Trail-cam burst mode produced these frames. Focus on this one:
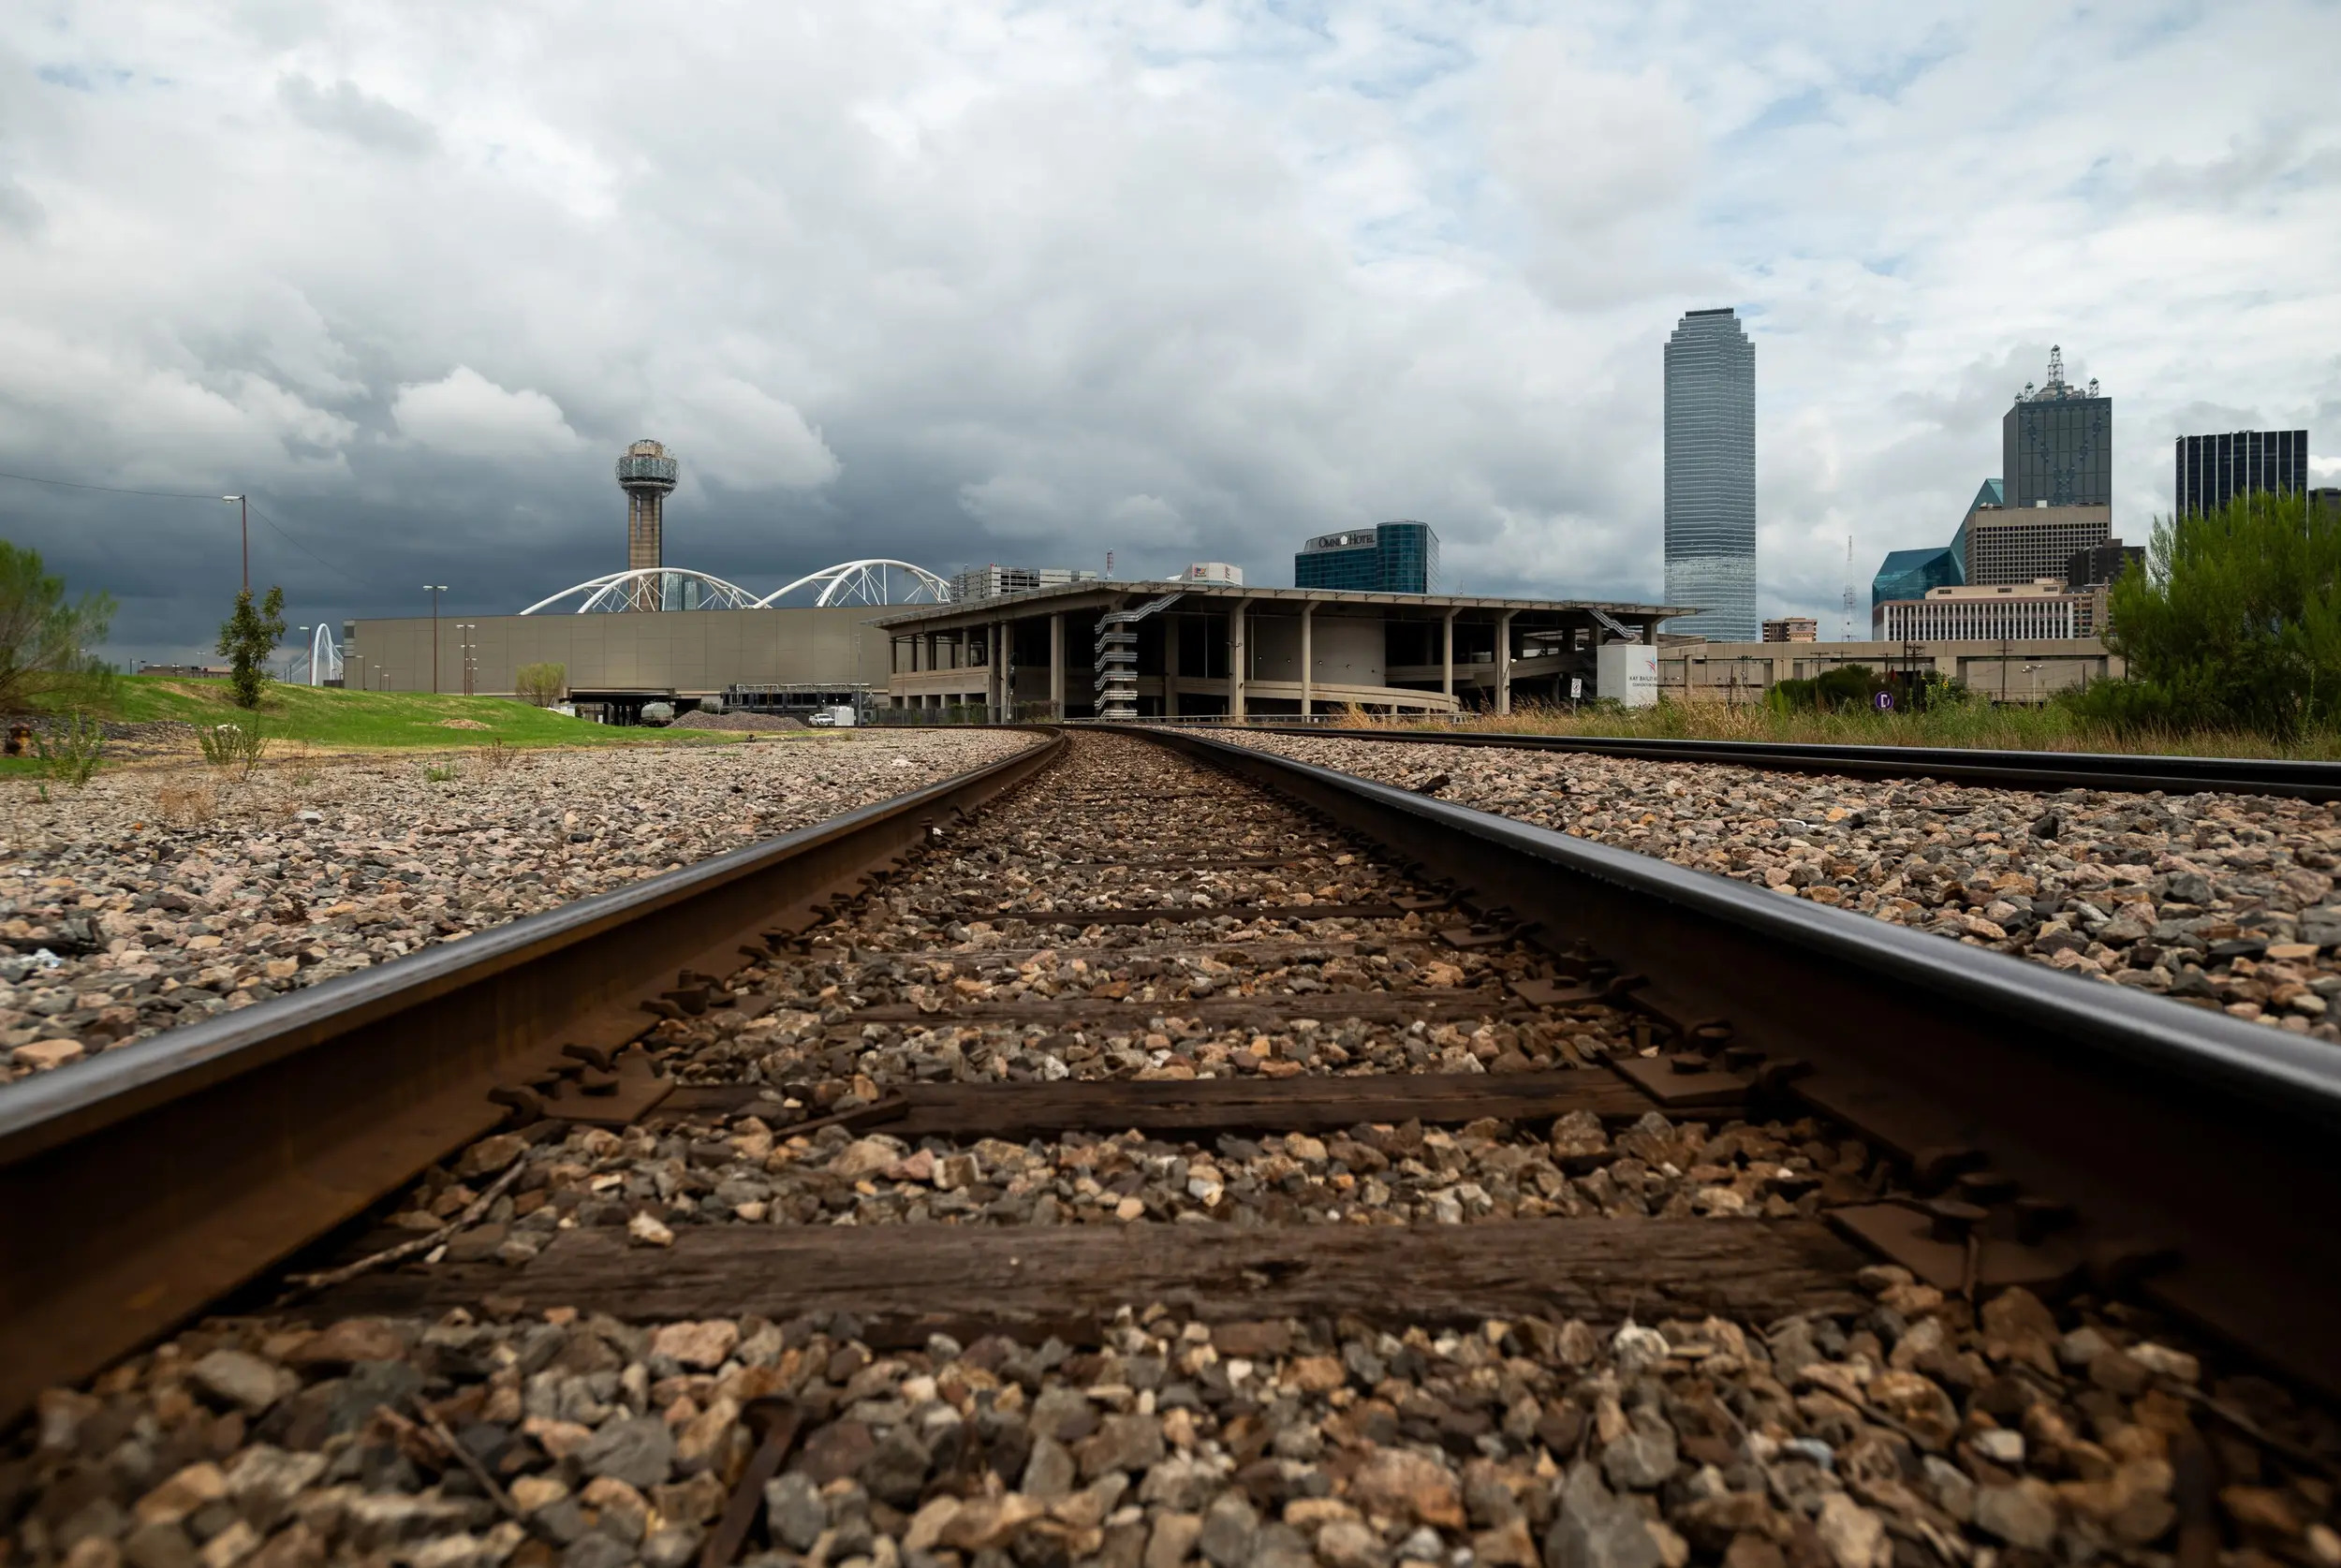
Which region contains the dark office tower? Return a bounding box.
[2067,541,2144,589]
[1664,308,1757,640]
[2003,346,2111,508]
[1293,521,1440,593]
[2174,431,2309,515]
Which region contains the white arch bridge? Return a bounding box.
[521,560,949,614]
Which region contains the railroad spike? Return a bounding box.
[1911,1145,1989,1194]
[1955,1169,2021,1205]
[699,1399,802,1568]
[1923,1198,1989,1243]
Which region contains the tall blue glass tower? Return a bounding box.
[1664,308,1757,640]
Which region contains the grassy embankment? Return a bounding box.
[1340,699,2341,761]
[0,678,758,776]
[110,678,739,750]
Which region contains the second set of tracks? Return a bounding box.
[7,725,2341,1568]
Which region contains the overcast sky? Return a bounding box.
[5,1,2339,665]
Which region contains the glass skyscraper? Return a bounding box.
[2003,347,2110,508]
[2175,431,2309,515]
[1294,521,1440,593]
[1664,308,1757,640]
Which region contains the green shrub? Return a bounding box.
[33,711,106,786]
[2068,491,2341,738]
[515,662,567,706]
[197,720,269,775]
[217,586,287,711]
[1766,663,1965,716]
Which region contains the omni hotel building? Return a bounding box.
[1876,579,2098,642]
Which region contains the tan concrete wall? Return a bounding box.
[1659,637,2122,705]
[1249,617,1385,686]
[343,608,895,697]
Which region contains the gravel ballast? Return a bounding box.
[10,732,2341,1568]
[0,733,1036,1086]
[1220,733,2341,1043]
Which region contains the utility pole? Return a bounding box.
[424,585,449,693]
[223,495,249,592]
[298,626,312,686]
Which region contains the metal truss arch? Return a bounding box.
[520,567,763,615]
[754,559,950,608]
[309,623,344,685]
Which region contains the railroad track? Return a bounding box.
[1221,723,2341,801]
[5,727,2339,1568]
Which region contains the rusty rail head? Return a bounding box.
[1115,724,2341,1399]
[0,732,1064,1424]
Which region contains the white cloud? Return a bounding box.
[277,75,437,157]
[957,474,1066,542]
[390,368,582,461]
[646,376,840,491]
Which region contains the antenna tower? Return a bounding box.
[1842,536,1856,642]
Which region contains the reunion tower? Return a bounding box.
[616,438,680,610]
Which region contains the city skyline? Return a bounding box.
[0,5,2337,664]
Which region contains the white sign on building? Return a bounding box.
[1596,642,1660,708]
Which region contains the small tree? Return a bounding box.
[2069,491,2341,737]
[0,541,115,712]
[217,586,287,711]
[514,661,567,706]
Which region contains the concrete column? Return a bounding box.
[1496,610,1516,716]
[1229,600,1249,721]
[997,618,1012,718]
[1300,604,1316,717]
[1048,612,1065,719]
[1442,608,1457,700]
[1164,615,1182,716]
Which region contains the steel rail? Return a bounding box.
[0,733,1064,1424]
[1117,725,2341,1398]
[1215,723,2341,801]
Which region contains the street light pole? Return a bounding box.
[424,585,449,694]
[298,625,313,686]
[222,495,249,592]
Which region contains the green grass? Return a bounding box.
[99,677,742,752]
[1332,697,2341,761]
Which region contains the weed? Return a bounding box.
[478,739,516,774]
[153,776,218,827]
[197,720,269,776]
[32,711,106,787]
[423,764,459,784]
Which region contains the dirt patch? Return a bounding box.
[433,718,492,730]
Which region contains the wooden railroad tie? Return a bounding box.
[657,1067,1700,1139]
[307,1216,1866,1336]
